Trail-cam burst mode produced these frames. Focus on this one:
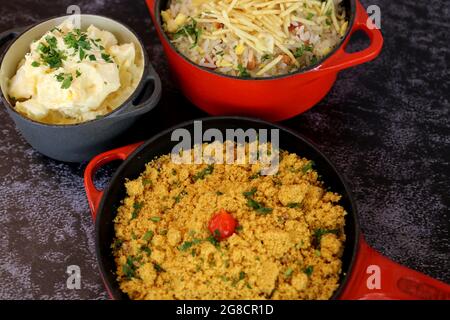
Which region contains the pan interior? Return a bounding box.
[153,0,355,80]
[95,117,358,300]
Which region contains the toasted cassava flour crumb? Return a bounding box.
[113,142,346,300]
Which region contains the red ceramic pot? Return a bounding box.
[84,117,450,300]
[145,0,383,121]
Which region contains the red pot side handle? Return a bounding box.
[318,0,383,74]
[83,142,144,220]
[146,0,156,19]
[340,235,450,300]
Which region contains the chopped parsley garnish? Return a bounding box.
[101,53,112,63]
[131,202,144,220]
[301,160,315,173]
[193,164,214,181]
[242,188,257,198]
[235,225,243,232]
[306,12,314,20]
[79,47,86,60]
[287,202,301,208]
[153,263,165,273]
[178,238,202,251]
[64,31,91,51]
[122,256,137,279]
[303,265,314,277]
[313,228,339,248]
[173,19,201,48]
[112,238,123,250]
[284,268,294,278]
[75,70,82,78]
[142,178,152,186]
[37,37,66,69]
[249,172,261,180]
[150,216,161,222]
[216,191,224,196]
[143,230,154,241]
[141,246,152,256]
[293,44,314,58]
[237,64,250,77]
[243,188,273,214]
[174,190,187,203]
[262,54,272,61]
[206,233,220,248]
[31,61,40,67]
[89,54,96,61]
[55,73,73,89]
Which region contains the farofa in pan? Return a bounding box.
[112,142,346,299]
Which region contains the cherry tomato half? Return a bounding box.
[208,209,237,241]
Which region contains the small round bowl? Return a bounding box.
[0,15,162,162]
[145,0,383,121]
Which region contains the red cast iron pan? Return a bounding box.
[84,117,450,300]
[145,0,383,121]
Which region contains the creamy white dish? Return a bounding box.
[8,19,144,124]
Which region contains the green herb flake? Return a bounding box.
[206,234,220,248]
[243,188,272,214]
[287,202,300,208]
[193,164,214,181]
[54,73,73,89]
[112,238,123,250]
[143,178,152,186]
[150,216,161,222]
[262,54,272,61]
[101,53,112,62]
[237,63,250,77]
[143,230,154,241]
[89,54,97,61]
[172,19,201,48]
[153,263,165,273]
[179,241,195,251]
[75,70,82,78]
[304,265,314,277]
[284,268,294,278]
[216,191,224,196]
[31,61,40,67]
[313,228,339,248]
[141,246,152,256]
[131,202,144,220]
[242,188,257,198]
[301,160,315,173]
[122,256,137,279]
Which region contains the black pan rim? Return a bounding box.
[94,115,361,300]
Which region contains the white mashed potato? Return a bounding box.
[8,19,143,124]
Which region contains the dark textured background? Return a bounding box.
[0,0,448,299]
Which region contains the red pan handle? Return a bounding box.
[83,142,144,220]
[146,0,156,20]
[318,0,383,74]
[340,235,450,300]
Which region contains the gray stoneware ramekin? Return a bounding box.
[0,15,162,162]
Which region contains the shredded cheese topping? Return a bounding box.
[163,0,348,77]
